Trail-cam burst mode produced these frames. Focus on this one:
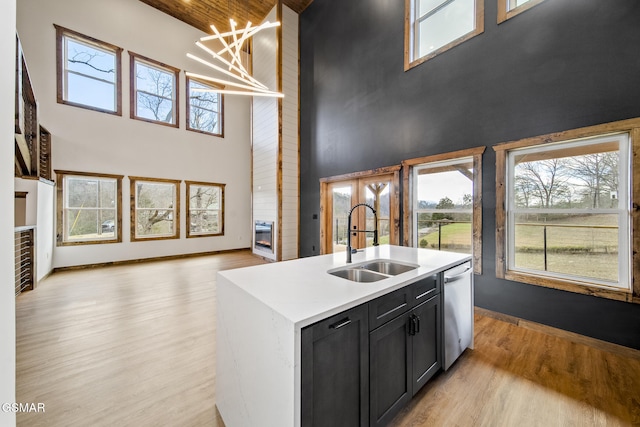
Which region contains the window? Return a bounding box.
[186,181,225,237]
[55,171,123,245]
[187,77,223,137]
[402,147,485,273]
[130,177,180,241]
[404,0,484,70]
[55,25,122,115]
[130,53,179,127]
[494,118,640,303]
[497,0,547,23]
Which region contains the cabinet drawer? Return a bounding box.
[369,286,412,331]
[411,274,440,305]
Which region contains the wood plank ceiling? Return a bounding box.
[138,0,313,34]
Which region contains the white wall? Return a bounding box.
[17,0,253,268]
[1,0,17,424]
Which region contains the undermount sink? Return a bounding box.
[328,259,419,283]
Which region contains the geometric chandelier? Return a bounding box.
[186,19,284,98]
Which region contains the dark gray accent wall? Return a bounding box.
[299,0,640,350]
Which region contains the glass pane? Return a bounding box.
[136,182,175,209]
[190,106,220,134]
[99,210,116,239]
[136,209,174,236]
[513,150,619,210]
[135,61,175,123]
[99,179,117,207]
[136,92,174,123]
[66,38,115,83]
[418,0,475,57]
[364,182,390,247]
[332,186,352,253]
[67,177,99,208]
[513,213,619,282]
[190,210,220,234]
[67,73,116,111]
[189,185,220,210]
[66,208,109,239]
[419,0,450,16]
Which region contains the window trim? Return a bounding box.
[130,176,181,242]
[129,52,180,128]
[55,170,124,246]
[54,25,122,116]
[185,180,225,238]
[497,0,547,24]
[186,76,224,138]
[402,146,485,274]
[493,118,640,304]
[404,0,485,71]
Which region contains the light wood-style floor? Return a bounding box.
[15,250,640,427]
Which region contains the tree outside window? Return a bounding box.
[130,177,180,241]
[186,181,225,238]
[130,53,179,127]
[187,77,223,137]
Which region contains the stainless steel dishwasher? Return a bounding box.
[443,261,473,370]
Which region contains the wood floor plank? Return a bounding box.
[15,251,640,426]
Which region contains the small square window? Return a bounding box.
[497,0,547,23]
[130,53,179,127]
[55,25,122,115]
[186,181,225,238]
[130,177,180,241]
[186,77,224,137]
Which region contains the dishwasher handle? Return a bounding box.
[444,265,472,283]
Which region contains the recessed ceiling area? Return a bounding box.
[138,0,313,34]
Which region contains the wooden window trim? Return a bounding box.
[130,176,181,242]
[402,146,485,274]
[186,76,224,138]
[129,52,180,128]
[404,0,485,71]
[185,180,225,238]
[319,165,401,255]
[497,0,547,24]
[55,170,124,246]
[493,117,640,304]
[54,24,123,116]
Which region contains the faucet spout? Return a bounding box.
[346,203,379,263]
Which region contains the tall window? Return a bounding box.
[55,171,123,245]
[187,77,223,137]
[402,147,484,273]
[130,177,180,241]
[55,25,122,115]
[186,181,225,238]
[497,0,547,23]
[130,53,179,127]
[494,118,640,302]
[405,0,484,70]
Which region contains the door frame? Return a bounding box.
[319,165,401,254]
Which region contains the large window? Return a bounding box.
[55,25,122,115]
[494,119,640,302]
[402,147,485,273]
[130,177,180,241]
[186,77,223,137]
[186,181,225,238]
[497,0,547,23]
[130,53,179,127]
[404,0,484,70]
[55,171,123,245]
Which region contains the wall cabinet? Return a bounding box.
[302,273,442,427]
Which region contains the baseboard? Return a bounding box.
[475,307,640,361]
[52,247,254,272]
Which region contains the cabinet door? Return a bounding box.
[411,294,442,395]
[369,312,411,427]
[301,305,369,427]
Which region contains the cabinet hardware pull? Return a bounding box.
[414,315,420,334]
[329,318,351,329]
[407,317,415,335]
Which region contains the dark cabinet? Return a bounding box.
[301,304,369,427]
[369,295,441,427]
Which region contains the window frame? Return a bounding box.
[494,118,640,304]
[55,170,123,246]
[186,76,224,137]
[130,176,181,242]
[129,52,180,128]
[497,0,547,24]
[54,25,122,115]
[185,180,225,238]
[402,147,485,274]
[404,0,485,71]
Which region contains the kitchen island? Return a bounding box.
[216,245,471,427]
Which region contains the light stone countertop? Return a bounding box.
[218,244,471,328]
